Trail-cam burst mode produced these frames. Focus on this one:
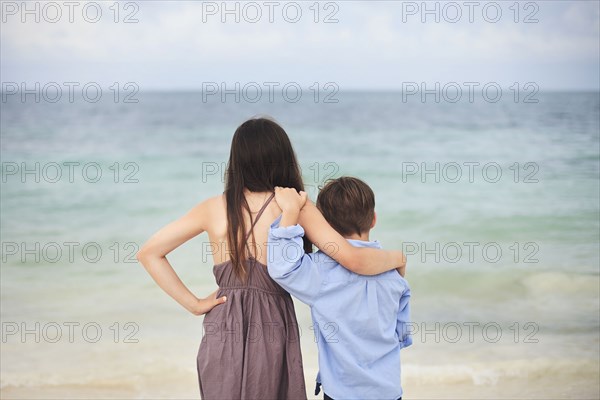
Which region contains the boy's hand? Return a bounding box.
[274,187,307,213]
[275,187,307,227]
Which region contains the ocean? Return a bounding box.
[1,91,599,399]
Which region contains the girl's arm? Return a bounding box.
[136,196,226,315]
[298,200,406,275]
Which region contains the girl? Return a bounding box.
[137,117,406,399]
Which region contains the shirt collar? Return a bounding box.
[346,238,382,249]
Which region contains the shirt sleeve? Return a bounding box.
[267,218,322,306]
[396,284,413,349]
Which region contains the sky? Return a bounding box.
[1,0,599,91]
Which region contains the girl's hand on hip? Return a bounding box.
[192,289,227,316]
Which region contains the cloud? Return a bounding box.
[1,1,598,90]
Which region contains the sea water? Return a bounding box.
[1,92,598,398]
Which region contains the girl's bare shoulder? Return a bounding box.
[200,194,226,218]
[203,194,227,234]
[203,193,225,207]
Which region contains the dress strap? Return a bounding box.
[244,192,276,252]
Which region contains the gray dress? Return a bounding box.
[197,194,307,399]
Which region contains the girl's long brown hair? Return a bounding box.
[225,117,311,281]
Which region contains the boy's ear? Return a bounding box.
[371,211,377,229]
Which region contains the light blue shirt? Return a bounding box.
[267,216,412,400]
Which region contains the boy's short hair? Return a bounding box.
[316,176,375,237]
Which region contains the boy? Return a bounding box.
[267,177,411,400]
